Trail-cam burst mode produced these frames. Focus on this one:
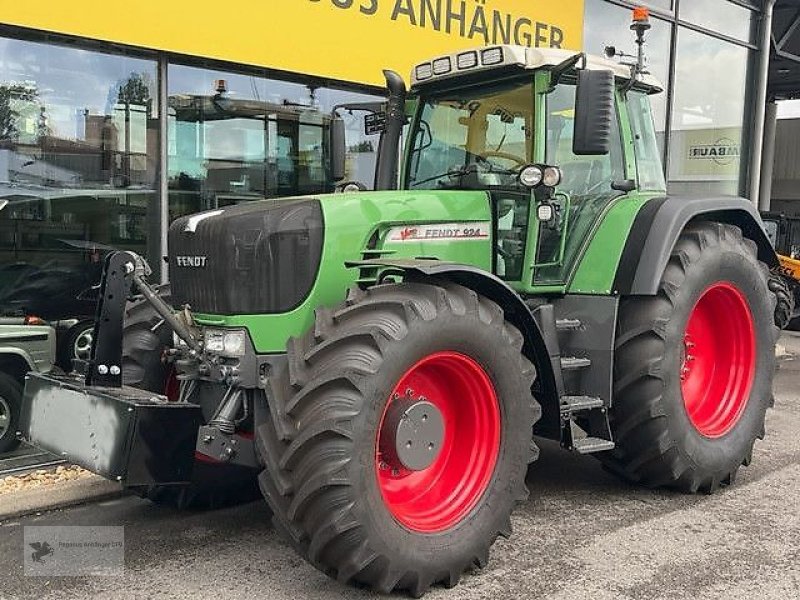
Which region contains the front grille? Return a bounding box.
[168,199,324,315]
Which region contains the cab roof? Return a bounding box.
[411,45,664,94]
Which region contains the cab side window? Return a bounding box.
[545,84,625,196]
[627,91,667,192]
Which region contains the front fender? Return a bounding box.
[347,259,559,404]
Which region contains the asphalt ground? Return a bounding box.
[1,334,799,600]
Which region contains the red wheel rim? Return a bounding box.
[681,282,756,438]
[375,351,500,533]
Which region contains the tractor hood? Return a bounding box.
[171,189,492,349]
[169,197,324,316]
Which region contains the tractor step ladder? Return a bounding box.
[560,395,604,412]
[560,356,592,371]
[555,318,582,331]
[561,391,615,454]
[547,311,616,455]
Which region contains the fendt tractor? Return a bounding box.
[18,9,790,596]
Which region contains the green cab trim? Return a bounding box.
[567,193,658,294]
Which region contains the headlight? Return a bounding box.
[203,328,247,357]
[457,51,478,70]
[537,203,555,222]
[542,166,563,187]
[481,47,504,66]
[519,164,543,188]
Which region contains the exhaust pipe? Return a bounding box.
[374,70,407,191]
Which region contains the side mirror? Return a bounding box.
[331,115,346,181]
[573,69,614,156]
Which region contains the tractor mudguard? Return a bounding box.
[614,196,778,296]
[347,258,558,403]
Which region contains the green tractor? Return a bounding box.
[19,13,786,597]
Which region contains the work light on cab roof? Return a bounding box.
[411,44,663,92]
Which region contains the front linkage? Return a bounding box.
[20,250,260,486]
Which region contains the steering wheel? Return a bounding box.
[478,151,527,169]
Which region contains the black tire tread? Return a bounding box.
[256,282,539,596]
[602,222,778,494]
[122,289,173,391]
[769,271,794,330]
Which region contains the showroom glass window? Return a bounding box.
[0,34,159,367]
[639,0,672,12]
[679,0,755,44]
[583,0,672,156]
[668,27,751,196]
[168,63,383,221]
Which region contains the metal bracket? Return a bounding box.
[86,251,137,388]
[195,425,258,468]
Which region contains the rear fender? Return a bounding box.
[614,196,778,296]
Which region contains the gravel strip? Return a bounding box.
[0,465,91,496]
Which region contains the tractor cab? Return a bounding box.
[397,44,664,292]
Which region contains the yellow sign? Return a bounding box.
[1,0,584,86]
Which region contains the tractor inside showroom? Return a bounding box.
[19,9,788,597]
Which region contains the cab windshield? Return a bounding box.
[406,79,533,190]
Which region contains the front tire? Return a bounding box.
[603,223,777,492]
[256,282,539,596]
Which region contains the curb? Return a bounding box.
[0,475,126,521]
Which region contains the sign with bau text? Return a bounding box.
[671,127,743,182]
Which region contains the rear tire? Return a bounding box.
[603,223,777,493]
[256,282,539,596]
[0,372,22,454]
[769,272,794,330]
[786,280,800,331]
[122,288,174,393]
[123,289,260,510]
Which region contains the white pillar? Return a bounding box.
[759,101,778,211]
[749,0,777,204]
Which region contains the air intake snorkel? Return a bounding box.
[374,70,407,191]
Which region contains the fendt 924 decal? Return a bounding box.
[386,222,491,242]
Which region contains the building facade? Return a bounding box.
[0,0,767,399]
